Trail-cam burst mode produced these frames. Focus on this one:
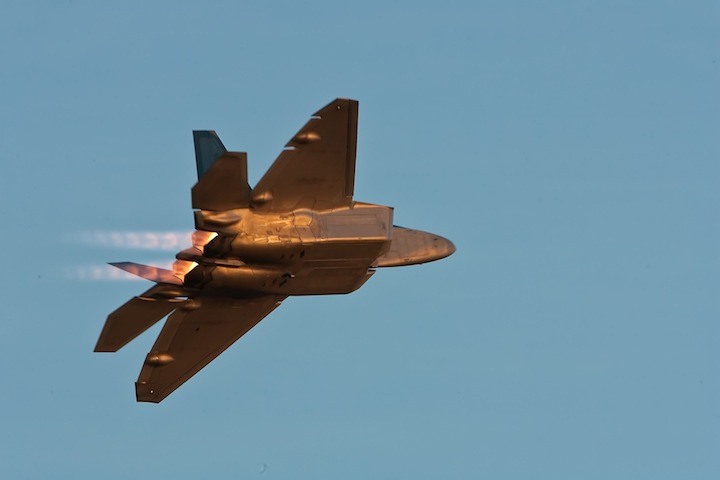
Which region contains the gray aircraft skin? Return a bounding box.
[95,98,455,403]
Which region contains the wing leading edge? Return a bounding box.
[135,295,286,403]
[253,98,358,211]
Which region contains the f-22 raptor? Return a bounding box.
[95,99,455,403]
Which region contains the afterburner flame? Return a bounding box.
[172,260,199,283]
[191,231,218,253]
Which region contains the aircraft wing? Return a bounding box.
[136,295,286,403]
[253,98,358,211]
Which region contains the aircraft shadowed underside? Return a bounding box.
[95,99,455,403]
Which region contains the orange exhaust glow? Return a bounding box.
[171,260,199,283]
[191,230,218,253]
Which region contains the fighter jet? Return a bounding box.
[95,98,455,403]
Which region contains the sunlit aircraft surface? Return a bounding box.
[95,99,455,403]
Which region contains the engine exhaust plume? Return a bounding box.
[75,231,194,251]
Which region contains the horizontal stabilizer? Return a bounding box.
[193,130,227,179]
[109,262,183,285]
[95,286,184,352]
[191,151,251,211]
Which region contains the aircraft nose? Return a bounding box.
[444,237,456,257]
[432,235,456,260]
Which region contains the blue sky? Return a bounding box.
[0,1,718,478]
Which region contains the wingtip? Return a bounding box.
[313,98,358,116]
[135,382,164,403]
[93,344,118,353]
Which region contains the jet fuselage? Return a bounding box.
[180,202,391,296]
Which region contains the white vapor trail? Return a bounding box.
[74,231,193,251]
[68,230,212,281]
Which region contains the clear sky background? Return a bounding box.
[1,1,718,478]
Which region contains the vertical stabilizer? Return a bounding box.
[193,130,227,179]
